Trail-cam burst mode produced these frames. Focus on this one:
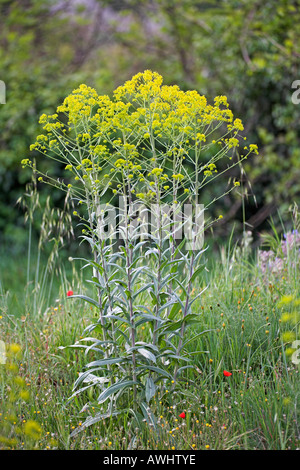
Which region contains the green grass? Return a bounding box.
[0,234,299,450]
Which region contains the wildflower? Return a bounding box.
[282,331,296,343]
[278,295,294,306]
[172,173,184,181]
[223,370,232,377]
[285,347,297,357]
[23,420,42,440]
[14,376,26,387]
[67,290,74,297]
[227,137,239,148]
[283,397,291,406]
[281,313,292,323]
[249,144,259,154]
[179,412,186,419]
[150,168,163,176]
[233,118,244,131]
[19,390,30,401]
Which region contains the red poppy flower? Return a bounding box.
[179,412,186,419]
[223,370,232,377]
[67,290,74,297]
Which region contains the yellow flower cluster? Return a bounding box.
[114,70,164,102]
[172,173,184,181]
[27,69,258,205]
[56,83,99,124]
[278,295,300,361]
[0,343,42,449]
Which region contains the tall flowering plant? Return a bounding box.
[23,70,258,435]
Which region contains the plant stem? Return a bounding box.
[152,180,163,346]
[123,181,137,403]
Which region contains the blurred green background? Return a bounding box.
[0,0,300,269]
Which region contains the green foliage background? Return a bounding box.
[1,0,299,247]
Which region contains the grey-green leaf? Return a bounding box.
[145,376,156,403]
[98,380,139,404]
[137,348,156,363]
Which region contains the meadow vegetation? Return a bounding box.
[0,71,299,451]
[1,217,299,450]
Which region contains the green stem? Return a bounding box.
[152,179,163,346]
[123,178,137,403]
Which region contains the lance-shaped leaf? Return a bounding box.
[86,276,106,289]
[188,285,208,308]
[127,342,159,353]
[192,245,209,266]
[136,365,173,380]
[135,313,166,328]
[86,356,128,368]
[72,367,109,389]
[167,354,191,362]
[103,314,131,325]
[131,266,149,284]
[67,294,100,308]
[145,376,156,403]
[139,401,157,429]
[97,380,140,404]
[137,347,157,363]
[189,264,206,284]
[158,296,180,315]
[132,284,153,300]
[70,410,124,437]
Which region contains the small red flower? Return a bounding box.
[67,290,74,297]
[179,412,186,419]
[223,370,232,377]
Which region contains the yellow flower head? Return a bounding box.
[23,420,42,440]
